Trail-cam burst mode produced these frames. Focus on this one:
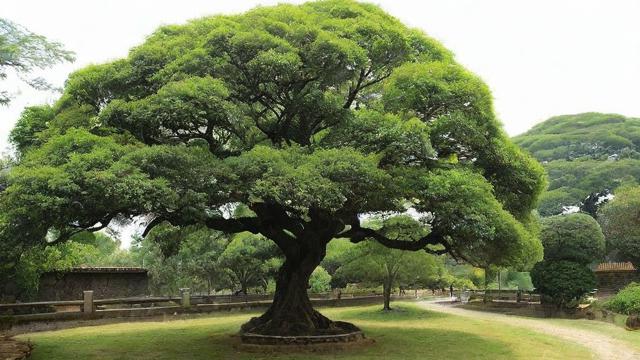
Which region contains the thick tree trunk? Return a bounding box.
[241,243,359,336]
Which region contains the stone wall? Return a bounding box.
[37,268,148,301]
[595,270,640,297]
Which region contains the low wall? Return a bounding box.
[38,269,148,301]
[595,270,640,297]
[1,295,411,335]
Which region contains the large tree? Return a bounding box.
[2,1,544,336]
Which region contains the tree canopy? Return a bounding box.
[598,185,640,266]
[0,18,75,105]
[513,112,640,216]
[2,0,544,336]
[539,213,605,265]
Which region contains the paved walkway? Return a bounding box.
[419,301,640,360]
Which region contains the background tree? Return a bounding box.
[1,0,544,336]
[0,18,74,105]
[129,225,233,295]
[598,185,640,266]
[219,232,281,295]
[513,112,640,216]
[539,214,605,264]
[334,216,448,310]
[531,213,604,307]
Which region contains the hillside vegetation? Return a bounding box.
[513,113,640,216]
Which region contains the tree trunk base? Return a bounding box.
[241,309,360,337]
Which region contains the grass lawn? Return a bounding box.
[17,302,591,360]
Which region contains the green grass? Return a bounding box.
[17,303,591,360]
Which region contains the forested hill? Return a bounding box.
[513,113,640,216]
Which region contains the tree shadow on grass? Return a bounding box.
[330,303,449,322]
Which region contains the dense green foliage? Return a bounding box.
[129,227,284,296]
[514,113,640,162]
[334,236,444,309]
[598,185,640,265]
[514,113,640,216]
[308,266,332,293]
[530,260,596,308]
[539,214,605,264]
[0,18,74,105]
[530,213,603,307]
[2,0,544,334]
[604,282,640,315]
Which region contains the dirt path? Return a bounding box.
[419,301,640,360]
[0,336,32,360]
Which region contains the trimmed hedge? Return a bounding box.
[531,260,595,308]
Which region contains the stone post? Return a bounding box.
[83,290,94,314]
[180,288,191,308]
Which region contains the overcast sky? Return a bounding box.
[3,0,640,245]
[3,0,640,151]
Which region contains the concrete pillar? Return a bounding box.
[180,288,191,308]
[83,290,94,314]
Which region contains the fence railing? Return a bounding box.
[463,289,541,303]
[0,289,412,318]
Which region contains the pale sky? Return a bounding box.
[3,0,640,246]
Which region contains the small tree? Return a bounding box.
[219,233,281,295]
[598,185,640,266]
[531,213,604,307]
[539,213,605,264]
[130,225,229,295]
[530,261,596,308]
[335,217,444,310]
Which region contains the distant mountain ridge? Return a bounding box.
[513,113,640,216]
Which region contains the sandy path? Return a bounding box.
[419,300,640,360]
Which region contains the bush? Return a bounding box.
[604,282,640,315]
[530,260,596,308]
[309,266,332,293]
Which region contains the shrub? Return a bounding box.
[604,282,640,315]
[309,266,332,293]
[530,260,596,308]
